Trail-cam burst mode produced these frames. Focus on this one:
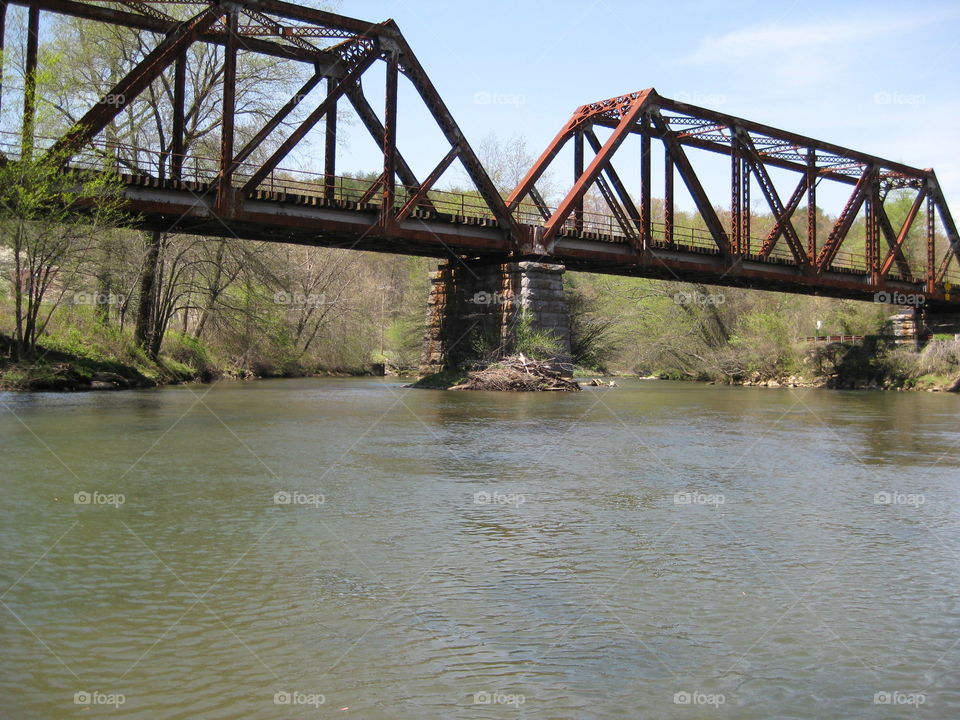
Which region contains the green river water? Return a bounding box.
[1,378,958,718]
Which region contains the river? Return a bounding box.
[1,378,958,718]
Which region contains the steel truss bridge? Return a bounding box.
[3,0,960,310]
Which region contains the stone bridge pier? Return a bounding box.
[922,311,960,342]
[420,260,573,375]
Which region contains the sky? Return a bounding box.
[327,0,960,213]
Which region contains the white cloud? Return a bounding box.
[680,11,955,66]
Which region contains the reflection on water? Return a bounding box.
[1,378,959,718]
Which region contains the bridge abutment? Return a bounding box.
[890,309,960,346]
[420,260,572,375]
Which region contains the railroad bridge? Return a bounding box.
[3,0,960,370]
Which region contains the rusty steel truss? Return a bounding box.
[3,0,518,239]
[2,1,959,310]
[508,89,960,308]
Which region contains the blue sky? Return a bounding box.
[332,0,960,211]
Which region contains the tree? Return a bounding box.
[0,157,127,360]
[43,11,306,358]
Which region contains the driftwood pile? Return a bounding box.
[450,355,580,392]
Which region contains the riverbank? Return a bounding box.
[0,333,379,392]
[3,330,958,395]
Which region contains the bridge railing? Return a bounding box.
[512,200,955,284]
[0,130,500,223]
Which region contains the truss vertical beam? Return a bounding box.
[651,111,730,254]
[216,7,238,207]
[640,116,651,248]
[48,4,222,163]
[664,151,674,245]
[170,51,186,181]
[741,155,751,255]
[381,51,398,228]
[324,77,337,201]
[927,195,936,293]
[731,130,741,254]
[806,150,816,260]
[242,47,379,193]
[573,129,584,233]
[865,183,879,284]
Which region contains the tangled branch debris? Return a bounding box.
[450,355,580,392]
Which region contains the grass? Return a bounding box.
[0,336,156,390]
[406,369,468,389]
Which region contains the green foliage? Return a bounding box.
[406,368,468,389]
[566,279,621,372]
[821,336,912,388]
[384,315,424,369]
[164,332,218,380]
[509,312,561,360]
[0,155,129,360]
[729,310,798,378]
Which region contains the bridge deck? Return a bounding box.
[115,169,959,310]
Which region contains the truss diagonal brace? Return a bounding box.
[346,88,435,212]
[650,110,731,255]
[395,144,459,223]
[506,125,572,212]
[242,46,379,193]
[357,173,384,205]
[392,26,517,237]
[594,175,637,240]
[584,127,643,244]
[738,133,808,265]
[528,187,550,221]
[759,175,807,258]
[231,69,325,169]
[817,169,874,270]
[542,90,652,244]
[47,4,221,163]
[929,174,960,284]
[876,197,917,281]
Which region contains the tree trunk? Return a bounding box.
[135,230,163,358]
[12,225,25,361]
[193,242,226,339]
[96,239,113,325]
